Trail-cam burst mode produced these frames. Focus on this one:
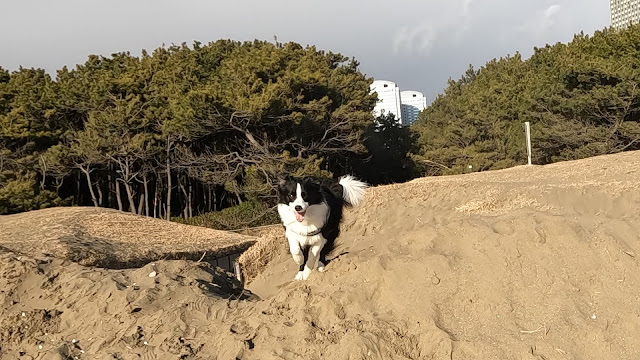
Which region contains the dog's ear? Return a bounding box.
[302,176,323,189]
[329,182,344,199]
[302,176,318,184]
[276,173,291,187]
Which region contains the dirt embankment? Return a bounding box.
[2,151,640,359]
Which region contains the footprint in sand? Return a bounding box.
[387,243,411,256]
[378,254,392,270]
[491,221,514,235]
[534,225,547,244]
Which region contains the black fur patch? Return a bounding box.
[277,175,324,206]
[276,174,347,265]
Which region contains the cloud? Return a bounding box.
[0,0,610,103]
[392,1,569,58]
[392,23,436,55]
[545,4,561,17]
[392,0,475,56]
[462,0,474,16]
[516,3,563,41]
[542,4,562,31]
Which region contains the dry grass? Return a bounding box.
[0,207,258,269]
[237,227,285,284]
[454,194,549,215]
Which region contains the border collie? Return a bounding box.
[277,174,367,281]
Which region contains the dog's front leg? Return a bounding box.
[287,235,304,266]
[299,241,324,280]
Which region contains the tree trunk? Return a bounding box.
[179,176,189,219]
[143,174,150,216]
[96,181,103,206]
[39,156,47,190]
[54,178,64,193]
[188,179,193,218]
[137,193,145,215]
[80,166,99,207]
[203,185,209,213]
[123,180,136,214]
[115,180,124,211]
[166,139,172,221]
[75,172,81,205]
[202,185,207,213]
[153,185,158,218]
[108,168,114,208]
[210,186,214,211]
[210,187,214,212]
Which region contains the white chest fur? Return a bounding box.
[277,202,329,248]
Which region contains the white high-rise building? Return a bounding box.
[370,80,402,125]
[400,91,427,126]
[610,0,640,29]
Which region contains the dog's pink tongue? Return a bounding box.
[295,212,305,222]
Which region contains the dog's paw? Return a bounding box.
[301,267,311,280]
[294,268,312,281]
[292,253,304,265]
[317,261,325,273]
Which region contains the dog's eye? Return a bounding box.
[301,192,307,198]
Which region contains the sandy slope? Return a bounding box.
[0,207,256,268]
[2,151,640,359]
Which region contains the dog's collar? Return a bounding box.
[284,222,323,237]
[283,202,329,237]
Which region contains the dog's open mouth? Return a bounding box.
[295,210,306,222]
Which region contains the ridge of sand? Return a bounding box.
[2,150,640,359]
[0,207,257,269]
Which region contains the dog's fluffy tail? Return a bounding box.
[338,175,368,206]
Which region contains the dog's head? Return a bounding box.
[277,174,324,222]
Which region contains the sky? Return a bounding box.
[0,0,611,103]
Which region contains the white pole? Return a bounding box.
[525,122,532,166]
[233,259,243,284]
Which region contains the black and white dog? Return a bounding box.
[277,174,367,281]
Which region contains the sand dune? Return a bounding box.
[1,151,640,359]
[0,207,257,269]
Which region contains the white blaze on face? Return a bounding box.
[290,183,308,222]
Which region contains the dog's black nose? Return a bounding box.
[295,205,303,212]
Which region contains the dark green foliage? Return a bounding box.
[0,66,68,214]
[0,40,395,223]
[413,25,640,175]
[7,23,637,222]
[0,175,66,214]
[174,198,279,230]
[356,112,420,185]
